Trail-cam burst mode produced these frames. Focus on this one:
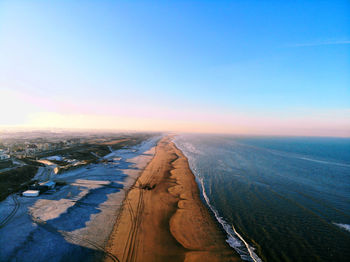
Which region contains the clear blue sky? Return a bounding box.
[0,0,349,136]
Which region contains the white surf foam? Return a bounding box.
[198,177,263,262]
[296,156,350,167]
[333,223,350,233]
[174,136,263,262]
[235,140,350,168]
[263,146,350,168]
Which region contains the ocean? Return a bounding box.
[174,135,350,262]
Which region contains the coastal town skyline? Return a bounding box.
[1,0,349,137]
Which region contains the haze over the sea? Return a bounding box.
[0,0,349,136]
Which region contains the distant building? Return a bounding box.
[0,149,10,160]
[26,144,38,156]
[12,151,26,159]
[37,143,48,151]
[22,190,40,197]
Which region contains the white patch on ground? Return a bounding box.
[30,199,76,221]
[43,156,63,161]
[29,180,111,221]
[34,163,58,182]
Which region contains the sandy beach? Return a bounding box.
[105,137,241,262]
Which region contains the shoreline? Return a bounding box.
[105,136,241,262]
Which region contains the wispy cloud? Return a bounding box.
[289,40,350,47]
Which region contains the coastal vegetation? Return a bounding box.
[0,165,38,201]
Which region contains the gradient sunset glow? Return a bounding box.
[1,1,349,136]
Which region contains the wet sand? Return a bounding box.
[105,137,241,262]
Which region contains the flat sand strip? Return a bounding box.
[105,136,241,262]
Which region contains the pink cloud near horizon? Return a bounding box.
[1,89,349,137]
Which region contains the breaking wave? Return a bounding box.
[333,223,350,233]
[174,136,262,262]
[197,176,262,262]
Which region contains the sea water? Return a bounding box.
[174,135,350,262]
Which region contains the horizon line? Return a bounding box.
[1,125,349,139]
